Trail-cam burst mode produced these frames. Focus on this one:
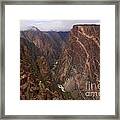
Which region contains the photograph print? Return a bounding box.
[20,20,100,100]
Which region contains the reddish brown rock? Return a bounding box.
[56,24,100,100]
[20,24,100,100]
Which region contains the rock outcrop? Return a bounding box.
[56,24,100,100]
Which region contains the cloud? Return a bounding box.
[20,20,100,31]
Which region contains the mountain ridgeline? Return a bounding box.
[20,25,100,100]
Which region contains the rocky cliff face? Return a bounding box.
[20,27,69,67]
[20,28,69,100]
[56,25,100,99]
[20,24,100,100]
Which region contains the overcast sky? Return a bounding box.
[20,20,100,31]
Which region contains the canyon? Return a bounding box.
[20,24,100,100]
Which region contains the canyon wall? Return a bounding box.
[20,24,100,100]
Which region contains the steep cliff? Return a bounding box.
[56,24,100,99]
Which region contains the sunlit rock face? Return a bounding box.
[20,24,100,100]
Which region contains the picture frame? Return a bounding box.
[0,0,119,119]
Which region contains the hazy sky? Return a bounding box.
[20,20,100,31]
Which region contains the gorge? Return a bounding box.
[20,24,100,100]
